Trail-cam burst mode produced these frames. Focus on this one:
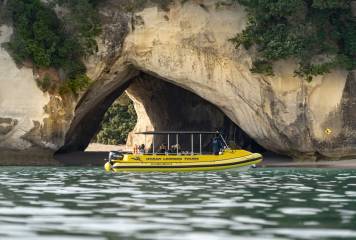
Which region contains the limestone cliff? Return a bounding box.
[0,25,52,161]
[1,0,355,161]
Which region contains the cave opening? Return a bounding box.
[56,72,265,156]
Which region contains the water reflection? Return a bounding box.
[0,167,355,239]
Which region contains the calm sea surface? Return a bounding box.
[0,167,356,240]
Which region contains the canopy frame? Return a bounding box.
[135,131,229,155]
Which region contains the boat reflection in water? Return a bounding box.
[105,131,262,172]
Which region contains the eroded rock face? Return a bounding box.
[1,0,356,160]
[0,25,51,151]
[121,1,353,159]
[0,118,18,135]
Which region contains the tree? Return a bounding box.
[94,94,137,145]
[5,0,101,94]
[232,0,356,81]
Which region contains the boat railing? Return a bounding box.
[134,131,229,156]
[136,152,208,156]
[134,147,230,156]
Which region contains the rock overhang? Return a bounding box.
[1,0,355,161]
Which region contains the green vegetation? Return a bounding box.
[120,0,173,12]
[94,94,137,145]
[53,0,101,56]
[36,74,52,92]
[5,0,137,144]
[232,0,356,81]
[5,0,101,94]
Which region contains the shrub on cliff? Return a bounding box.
[52,0,101,56]
[5,0,100,94]
[232,0,356,81]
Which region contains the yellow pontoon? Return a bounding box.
[104,131,262,172]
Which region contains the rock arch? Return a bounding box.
[2,0,356,161]
[59,1,355,159]
[58,68,264,153]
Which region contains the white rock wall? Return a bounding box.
[0,25,49,150]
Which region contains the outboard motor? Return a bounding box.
[108,151,124,162]
[105,151,124,172]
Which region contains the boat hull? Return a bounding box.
[108,150,262,172]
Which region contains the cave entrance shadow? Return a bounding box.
[55,71,267,165]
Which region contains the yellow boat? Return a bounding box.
[104,131,262,172]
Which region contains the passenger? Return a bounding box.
[172,144,181,155]
[170,145,176,154]
[158,143,167,154]
[139,144,145,154]
[212,136,221,155]
[133,144,139,154]
[162,143,168,154]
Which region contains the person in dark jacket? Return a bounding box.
[212,136,221,155]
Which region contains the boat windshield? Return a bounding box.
[134,131,229,155]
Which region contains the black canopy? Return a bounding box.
[135,131,219,135]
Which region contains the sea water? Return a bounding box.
[0,167,355,240]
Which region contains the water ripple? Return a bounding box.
[0,167,355,239]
